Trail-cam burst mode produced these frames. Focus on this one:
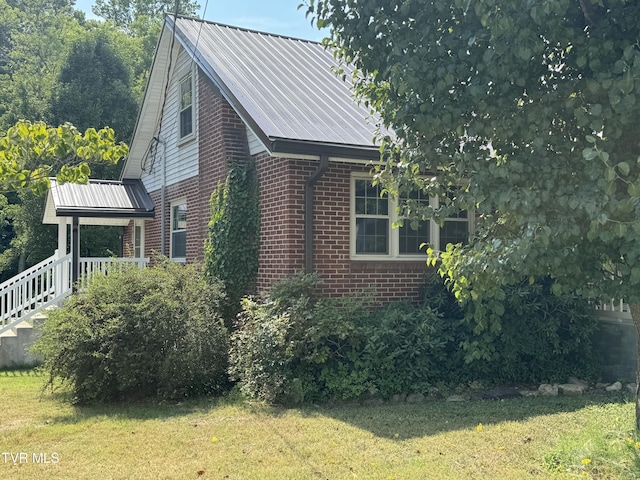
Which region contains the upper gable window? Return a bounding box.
[179,73,193,140]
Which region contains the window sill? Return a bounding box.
[350,255,429,262]
[177,133,196,147]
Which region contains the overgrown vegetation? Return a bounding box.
[229,273,600,404]
[205,159,260,323]
[32,261,229,403]
[33,262,600,406]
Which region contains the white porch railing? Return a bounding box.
[77,257,149,289]
[595,298,632,320]
[0,251,72,335]
[0,254,149,336]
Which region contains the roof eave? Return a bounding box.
[270,138,381,161]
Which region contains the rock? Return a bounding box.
[595,383,610,389]
[406,393,425,404]
[558,383,585,396]
[568,377,589,388]
[446,394,466,402]
[538,384,558,396]
[627,383,637,393]
[606,381,622,392]
[390,393,407,404]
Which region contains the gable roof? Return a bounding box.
[123,16,384,179]
[43,178,155,226]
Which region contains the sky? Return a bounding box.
[74,0,327,41]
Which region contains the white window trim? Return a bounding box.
[133,220,145,259]
[177,70,195,145]
[170,199,187,263]
[350,173,473,261]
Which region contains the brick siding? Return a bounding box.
[128,68,428,303]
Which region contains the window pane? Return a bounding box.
[356,218,388,254]
[179,75,193,138]
[134,225,142,258]
[180,106,192,138]
[172,231,186,258]
[355,179,388,215]
[439,220,468,251]
[173,204,187,230]
[180,76,192,109]
[399,220,430,255]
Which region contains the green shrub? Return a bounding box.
[229,273,601,404]
[228,273,370,403]
[32,261,229,403]
[354,301,467,396]
[477,279,601,383]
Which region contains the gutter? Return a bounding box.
[304,154,329,274]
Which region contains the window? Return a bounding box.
[179,74,193,139]
[350,174,472,259]
[133,220,144,258]
[354,179,389,254]
[171,201,187,261]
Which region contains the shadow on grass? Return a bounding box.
[283,391,634,439]
[6,368,634,440]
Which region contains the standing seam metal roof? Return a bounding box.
[170,17,385,151]
[43,179,155,224]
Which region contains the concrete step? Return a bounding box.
[0,316,47,369]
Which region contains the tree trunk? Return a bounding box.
[17,252,25,273]
[629,304,640,431]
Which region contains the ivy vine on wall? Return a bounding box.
[205,158,260,323]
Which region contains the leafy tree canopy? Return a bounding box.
[0,120,128,194]
[92,0,199,32]
[307,0,640,332]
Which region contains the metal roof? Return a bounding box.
[170,16,385,157]
[43,179,155,226]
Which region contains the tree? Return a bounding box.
[307,0,640,423]
[0,120,127,194]
[92,0,199,33]
[51,30,138,147]
[0,0,85,130]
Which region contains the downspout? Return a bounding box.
[304,154,329,274]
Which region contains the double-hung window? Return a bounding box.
[350,174,471,259]
[354,179,389,254]
[179,73,193,140]
[171,201,187,261]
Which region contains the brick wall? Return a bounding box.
[128,68,427,303]
[256,158,428,303]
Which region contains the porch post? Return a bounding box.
[72,216,79,292]
[57,217,68,258]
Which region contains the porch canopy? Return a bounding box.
[43,178,155,286]
[43,178,155,227]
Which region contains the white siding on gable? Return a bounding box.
[141,47,199,193]
[247,126,267,156]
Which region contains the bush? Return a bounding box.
[228,274,369,403]
[478,280,601,383]
[228,273,601,404]
[32,261,229,403]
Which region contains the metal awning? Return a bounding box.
[43,178,155,226]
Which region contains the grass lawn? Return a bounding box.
[0,369,638,479]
